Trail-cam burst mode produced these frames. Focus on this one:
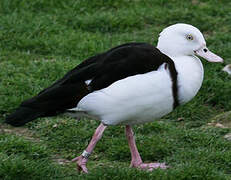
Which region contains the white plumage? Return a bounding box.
[78,63,173,125]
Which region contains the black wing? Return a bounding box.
[5,42,177,126]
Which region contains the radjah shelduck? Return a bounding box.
[5,23,223,173]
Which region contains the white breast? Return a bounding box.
[77,64,174,125]
[173,55,204,104]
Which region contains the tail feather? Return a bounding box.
[5,107,43,127]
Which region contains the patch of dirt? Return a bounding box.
[192,0,198,5]
[208,111,231,129]
[0,123,41,142]
[56,158,71,165]
[207,122,227,129]
[206,111,231,141]
[52,154,71,165]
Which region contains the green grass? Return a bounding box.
[1,0,231,179]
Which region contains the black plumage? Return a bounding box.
[5,43,178,127]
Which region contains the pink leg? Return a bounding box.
[72,123,107,173]
[125,125,168,171]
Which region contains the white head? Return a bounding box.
[157,23,223,63]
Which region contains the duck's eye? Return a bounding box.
[186,34,194,41]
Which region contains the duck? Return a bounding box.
[5,23,223,173]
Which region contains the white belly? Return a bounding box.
[77,65,174,125]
